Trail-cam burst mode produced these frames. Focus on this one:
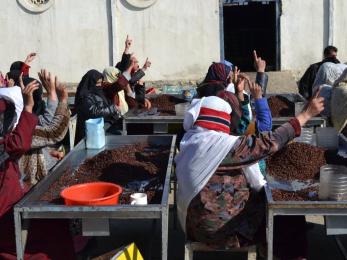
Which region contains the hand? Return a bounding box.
[253,50,266,73]
[0,72,5,86]
[55,78,68,103]
[296,87,324,126]
[38,69,58,101]
[232,66,240,85]
[22,80,39,113]
[124,35,132,54]
[49,149,64,160]
[249,82,262,100]
[24,52,37,65]
[144,98,151,110]
[142,58,151,71]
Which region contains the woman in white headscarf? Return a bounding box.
[331,68,347,133]
[175,93,323,257]
[312,62,347,116]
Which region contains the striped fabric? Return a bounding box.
[195,107,231,134]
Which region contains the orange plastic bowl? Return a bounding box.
[60,182,123,206]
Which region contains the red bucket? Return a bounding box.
[61,182,122,206]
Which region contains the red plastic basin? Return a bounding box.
[60,182,122,206]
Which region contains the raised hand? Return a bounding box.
[0,72,6,86]
[142,58,151,71]
[24,52,37,65]
[297,87,324,126]
[253,50,266,73]
[125,35,132,54]
[55,78,68,103]
[22,80,39,113]
[249,81,263,100]
[38,69,58,101]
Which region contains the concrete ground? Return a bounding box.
[79,201,347,260]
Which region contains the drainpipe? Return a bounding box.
[110,0,117,66]
[328,0,334,45]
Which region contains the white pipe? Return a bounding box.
[328,0,334,45]
[110,0,118,66]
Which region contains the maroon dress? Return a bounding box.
[0,100,76,260]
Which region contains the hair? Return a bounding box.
[324,46,338,57]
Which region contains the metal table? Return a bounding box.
[14,135,176,260]
[122,94,186,135]
[266,93,327,128]
[265,134,347,260]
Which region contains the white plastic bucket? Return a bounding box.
[85,118,105,149]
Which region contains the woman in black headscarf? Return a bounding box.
[6,70,46,116]
[74,70,127,145]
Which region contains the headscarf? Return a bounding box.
[203,62,232,87]
[313,62,347,92]
[103,67,120,83]
[175,96,265,231]
[103,67,129,115]
[10,61,25,72]
[331,68,347,132]
[6,70,21,86]
[22,77,46,116]
[0,86,23,131]
[221,60,233,70]
[75,70,104,107]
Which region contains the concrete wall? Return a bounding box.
[280,0,347,71]
[280,0,327,71]
[0,0,220,83]
[0,0,111,83]
[114,0,220,81]
[333,0,347,62]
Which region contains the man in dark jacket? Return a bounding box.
[298,46,340,99]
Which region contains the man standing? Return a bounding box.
[298,46,340,99]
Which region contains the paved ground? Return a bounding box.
[79,204,347,260]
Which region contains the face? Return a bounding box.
[325,51,337,59]
[131,57,140,73]
[96,78,103,87]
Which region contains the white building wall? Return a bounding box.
[1,0,346,82]
[333,0,347,62]
[114,0,220,81]
[280,0,327,71]
[0,0,220,83]
[0,0,111,83]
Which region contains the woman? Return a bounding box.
[103,66,150,114]
[0,83,75,259]
[19,71,70,185]
[74,69,128,144]
[331,68,347,133]
[312,62,347,117]
[175,92,324,259]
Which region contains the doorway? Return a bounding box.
[222,1,280,71]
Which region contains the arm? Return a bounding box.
[116,53,131,73]
[228,119,300,167]
[135,82,146,104]
[31,102,70,149]
[79,94,120,120]
[235,95,251,135]
[228,93,324,167]
[0,103,38,158]
[254,98,272,132]
[37,100,58,126]
[129,69,145,86]
[255,72,268,95]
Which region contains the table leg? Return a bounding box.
[14,210,28,260]
[266,209,274,260]
[162,206,169,260]
[122,120,127,135]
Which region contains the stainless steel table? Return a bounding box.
[265,134,347,260]
[14,135,176,260]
